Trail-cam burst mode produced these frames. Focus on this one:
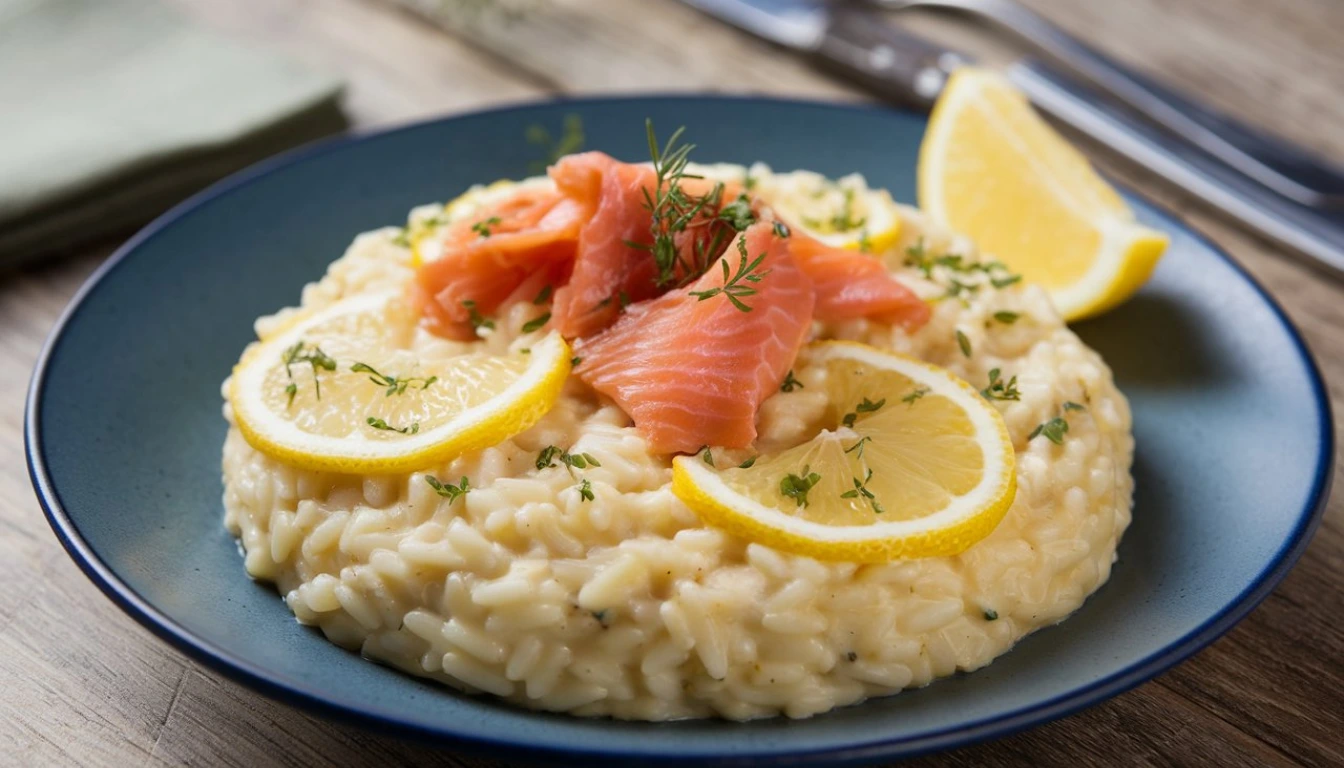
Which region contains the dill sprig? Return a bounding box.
[688,237,771,312]
[350,362,437,396]
[780,466,822,508]
[526,114,585,172]
[366,416,419,434]
[717,194,757,231]
[425,475,470,502]
[281,341,337,406]
[981,368,1021,401]
[840,468,884,514]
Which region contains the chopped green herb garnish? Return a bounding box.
[841,397,886,428]
[425,475,470,502]
[780,466,822,508]
[981,368,1021,401]
[904,238,933,276]
[991,273,1023,289]
[577,478,595,502]
[471,216,502,238]
[902,386,930,406]
[688,236,770,312]
[993,310,1021,324]
[1029,416,1069,445]
[857,229,873,253]
[533,284,553,305]
[772,221,791,238]
[462,300,495,332]
[366,416,419,434]
[956,329,973,358]
[945,277,979,303]
[1063,401,1086,412]
[351,362,437,396]
[983,608,999,621]
[638,121,724,287]
[570,356,582,367]
[391,228,411,248]
[618,290,631,309]
[536,445,601,471]
[591,609,610,625]
[281,341,337,405]
[738,456,757,469]
[700,446,715,467]
[717,194,756,231]
[521,312,551,333]
[780,369,804,392]
[840,468,884,514]
[844,436,872,460]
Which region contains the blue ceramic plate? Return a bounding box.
[27,96,1333,765]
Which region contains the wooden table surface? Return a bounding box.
[3,0,1342,765]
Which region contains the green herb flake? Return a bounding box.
[425,475,470,502]
[841,397,886,428]
[717,194,756,231]
[991,274,1023,289]
[1029,417,1070,445]
[779,466,822,508]
[533,284,553,305]
[772,221,791,239]
[351,362,436,397]
[366,416,419,435]
[1063,401,1086,412]
[577,478,595,502]
[570,356,582,367]
[281,341,337,405]
[470,216,502,238]
[983,608,999,621]
[780,369,804,392]
[981,368,1022,401]
[462,300,495,332]
[993,310,1021,324]
[738,457,757,469]
[844,435,872,460]
[956,329,973,358]
[902,386,930,406]
[521,312,551,333]
[839,468,884,514]
[700,446,715,467]
[526,114,585,172]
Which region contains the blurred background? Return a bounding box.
[2,1,1341,766]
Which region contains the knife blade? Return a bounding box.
[679,0,1344,277]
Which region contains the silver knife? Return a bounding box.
[679,0,1344,277]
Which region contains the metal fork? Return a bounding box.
[873,0,1344,210]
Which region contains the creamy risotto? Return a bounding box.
[222,165,1134,721]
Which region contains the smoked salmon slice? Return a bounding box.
[413,187,583,340]
[786,230,931,330]
[549,153,659,338]
[575,222,815,453]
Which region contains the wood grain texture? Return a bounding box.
[1,0,1340,765]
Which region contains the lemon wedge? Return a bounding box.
[918,67,1168,321]
[230,291,570,473]
[672,341,1016,562]
[756,172,903,252]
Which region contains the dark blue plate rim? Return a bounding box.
[24,94,1335,766]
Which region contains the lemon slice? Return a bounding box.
[756,172,903,252]
[918,67,1168,321]
[672,341,1016,562]
[231,291,571,473]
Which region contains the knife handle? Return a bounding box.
[814,5,960,110]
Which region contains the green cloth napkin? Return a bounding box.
[0,0,347,268]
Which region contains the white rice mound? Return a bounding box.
[221,165,1134,721]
